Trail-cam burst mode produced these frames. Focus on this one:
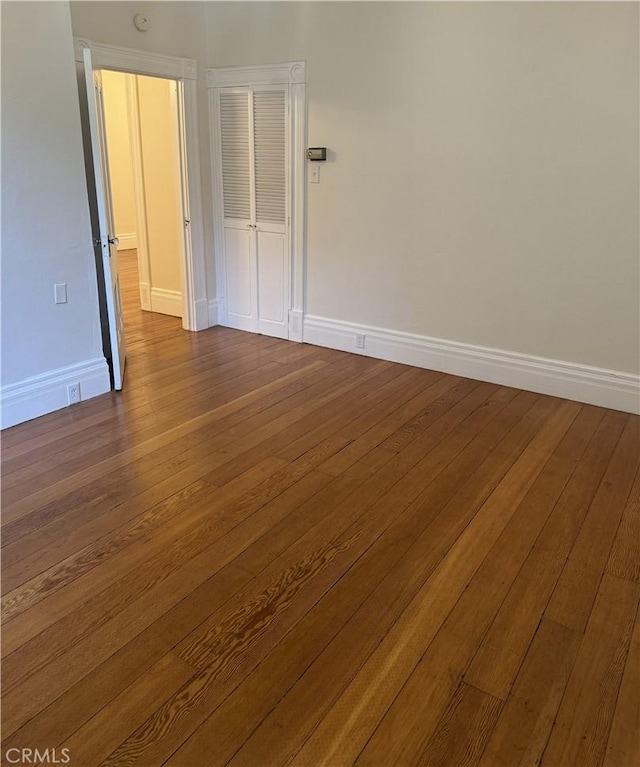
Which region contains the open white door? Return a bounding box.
[83,47,126,389]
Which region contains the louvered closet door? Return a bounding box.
[218,86,289,338]
[219,89,256,332]
[254,87,289,338]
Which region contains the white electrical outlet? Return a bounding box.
[356,334,365,349]
[67,383,81,405]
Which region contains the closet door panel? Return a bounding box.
[253,88,288,338]
[257,230,287,337]
[253,89,286,227]
[224,226,255,331]
[219,89,255,330]
[219,90,251,221]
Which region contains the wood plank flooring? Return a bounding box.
[2,250,639,766]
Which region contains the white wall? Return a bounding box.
[101,70,137,249]
[205,1,639,377]
[137,75,184,304]
[1,1,110,427]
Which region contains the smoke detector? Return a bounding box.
[133,13,151,32]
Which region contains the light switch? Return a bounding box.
[54,283,67,304]
[310,164,320,184]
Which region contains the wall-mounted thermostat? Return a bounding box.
[306,147,327,161]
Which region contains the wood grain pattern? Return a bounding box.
[606,465,640,585]
[603,603,640,767]
[102,384,504,765]
[223,395,581,767]
[545,417,639,632]
[293,402,580,767]
[540,574,640,767]
[1,255,638,766]
[62,652,195,766]
[194,391,539,767]
[478,617,583,767]
[418,682,503,767]
[464,408,628,700]
[350,404,602,767]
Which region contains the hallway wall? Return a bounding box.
[137,74,184,314]
[101,70,184,317]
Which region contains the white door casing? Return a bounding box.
[208,63,307,342]
[83,47,126,389]
[75,38,208,333]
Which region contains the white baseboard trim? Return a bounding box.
[288,308,303,342]
[139,281,151,312]
[150,288,182,318]
[303,315,640,415]
[1,357,111,429]
[190,298,209,331]
[208,299,220,327]
[117,232,137,251]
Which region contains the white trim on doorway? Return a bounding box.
[207,62,307,342]
[74,38,209,331]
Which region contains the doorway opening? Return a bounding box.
[75,38,207,392]
[101,70,186,350]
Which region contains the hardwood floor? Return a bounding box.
[1,251,638,766]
